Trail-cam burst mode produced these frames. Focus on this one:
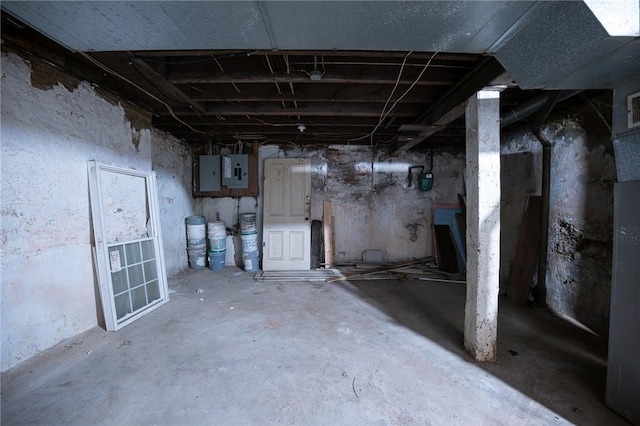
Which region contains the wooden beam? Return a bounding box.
[391,57,506,154]
[166,72,454,86]
[134,50,479,62]
[398,124,433,131]
[182,83,438,103]
[155,102,421,117]
[127,55,208,116]
[152,116,392,127]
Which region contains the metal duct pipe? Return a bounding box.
[529,91,564,308]
[501,90,582,128]
[532,128,551,306]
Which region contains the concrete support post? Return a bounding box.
[464,90,501,362]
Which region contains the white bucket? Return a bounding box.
[188,251,206,269]
[243,250,259,272]
[207,221,226,239]
[240,213,257,234]
[241,232,258,252]
[187,224,205,240]
[209,236,226,251]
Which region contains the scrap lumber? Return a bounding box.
[323,200,334,268]
[508,196,542,306]
[434,225,459,273]
[327,259,428,283]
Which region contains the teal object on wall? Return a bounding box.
[418,173,433,191]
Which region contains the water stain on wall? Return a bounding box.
[405,223,423,242]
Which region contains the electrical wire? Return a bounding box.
[588,98,612,133]
[248,116,297,127]
[347,51,414,143]
[348,51,439,143]
[78,52,209,135]
[380,50,413,126]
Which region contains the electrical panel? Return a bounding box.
[199,155,221,192]
[222,154,249,189]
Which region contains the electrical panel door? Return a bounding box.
[199,155,221,192]
[223,154,249,189]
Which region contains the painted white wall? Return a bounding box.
[151,129,195,275]
[1,53,194,371]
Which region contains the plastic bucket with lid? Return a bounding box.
[208,250,226,271]
[240,232,258,252]
[207,221,226,239]
[186,216,206,240]
[242,250,259,272]
[209,237,226,251]
[239,213,257,234]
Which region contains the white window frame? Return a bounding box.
[628,91,640,129]
[87,160,169,331]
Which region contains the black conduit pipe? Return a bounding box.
[532,127,552,307]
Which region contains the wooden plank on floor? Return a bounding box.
[323,201,334,268]
[507,196,542,306]
[434,225,459,273]
[327,259,427,283]
[254,269,343,282]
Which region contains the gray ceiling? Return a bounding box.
[3,1,534,53]
[3,1,639,90]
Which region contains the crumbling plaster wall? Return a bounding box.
[501,102,616,335]
[194,145,463,265]
[255,145,464,263]
[1,53,194,371]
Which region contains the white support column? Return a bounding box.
[464,89,501,362]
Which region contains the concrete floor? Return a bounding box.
[1,267,627,425]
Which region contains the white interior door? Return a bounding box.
[263,158,311,271]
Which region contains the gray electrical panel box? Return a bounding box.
[199,155,221,192]
[222,154,249,189]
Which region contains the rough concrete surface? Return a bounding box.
[1,269,627,425]
[1,52,196,371]
[500,102,616,336]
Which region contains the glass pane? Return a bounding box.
[127,264,144,288]
[131,286,147,311]
[111,269,128,294]
[125,242,142,265]
[115,293,132,320]
[141,240,155,261]
[143,260,157,281]
[146,280,160,302]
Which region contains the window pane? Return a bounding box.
[141,240,155,261]
[128,264,144,288]
[146,280,160,302]
[143,260,157,281]
[125,242,142,264]
[115,293,131,320]
[111,269,128,294]
[131,286,147,311]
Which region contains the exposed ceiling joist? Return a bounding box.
[392,57,508,153]
[165,72,456,86]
